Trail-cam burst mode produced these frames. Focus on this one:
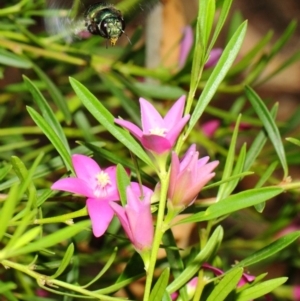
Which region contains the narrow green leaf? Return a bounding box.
[207,267,243,301]
[258,50,300,85]
[179,187,283,224]
[222,143,246,198]
[254,161,278,212]
[163,229,185,278]
[69,77,153,167]
[0,185,19,242]
[286,137,300,147]
[7,220,90,258]
[245,86,288,178]
[10,156,37,208]
[235,231,300,268]
[268,20,297,59]
[188,21,247,132]
[208,0,233,52]
[50,243,74,279]
[23,75,70,151]
[27,106,72,171]
[100,73,140,125]
[217,115,241,201]
[32,64,72,123]
[5,210,38,251]
[243,104,277,172]
[236,277,288,301]
[0,164,11,181]
[167,226,223,293]
[82,247,118,288]
[117,252,145,282]
[228,31,273,76]
[0,49,31,68]
[116,164,130,206]
[7,227,41,251]
[149,268,170,301]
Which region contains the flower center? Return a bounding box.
[94,171,111,198]
[149,127,167,137]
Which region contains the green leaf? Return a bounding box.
[50,243,74,279]
[69,77,153,167]
[163,229,185,278]
[188,21,247,133]
[179,187,283,224]
[116,164,130,206]
[201,0,215,50]
[236,277,288,301]
[82,247,118,289]
[7,227,41,251]
[228,31,273,76]
[217,115,241,201]
[254,161,278,212]
[0,185,20,243]
[208,0,233,52]
[243,104,277,172]
[235,231,300,268]
[149,268,170,301]
[245,86,288,178]
[167,226,223,294]
[27,106,73,171]
[10,155,37,208]
[268,20,297,60]
[286,137,300,147]
[23,75,70,151]
[207,267,243,301]
[5,209,38,251]
[0,164,12,181]
[6,220,90,258]
[100,73,140,125]
[0,49,31,68]
[32,64,72,123]
[222,143,246,198]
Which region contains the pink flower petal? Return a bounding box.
[164,96,186,128]
[110,201,134,242]
[87,198,115,237]
[141,135,172,154]
[72,154,101,180]
[179,26,193,68]
[204,48,222,69]
[51,178,93,197]
[114,119,143,140]
[166,114,190,146]
[140,98,164,133]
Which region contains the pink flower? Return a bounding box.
[202,263,255,286]
[110,183,154,252]
[51,154,120,237]
[204,48,223,69]
[202,119,220,138]
[115,96,190,154]
[294,286,300,301]
[179,26,194,68]
[168,144,218,210]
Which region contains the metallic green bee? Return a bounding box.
[45,0,159,46]
[84,3,125,46]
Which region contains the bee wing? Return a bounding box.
[44,0,87,42]
[115,0,161,23]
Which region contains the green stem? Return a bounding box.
[193,269,207,301]
[34,206,88,225]
[0,260,124,301]
[143,171,169,301]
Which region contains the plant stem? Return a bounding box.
[143,171,169,301]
